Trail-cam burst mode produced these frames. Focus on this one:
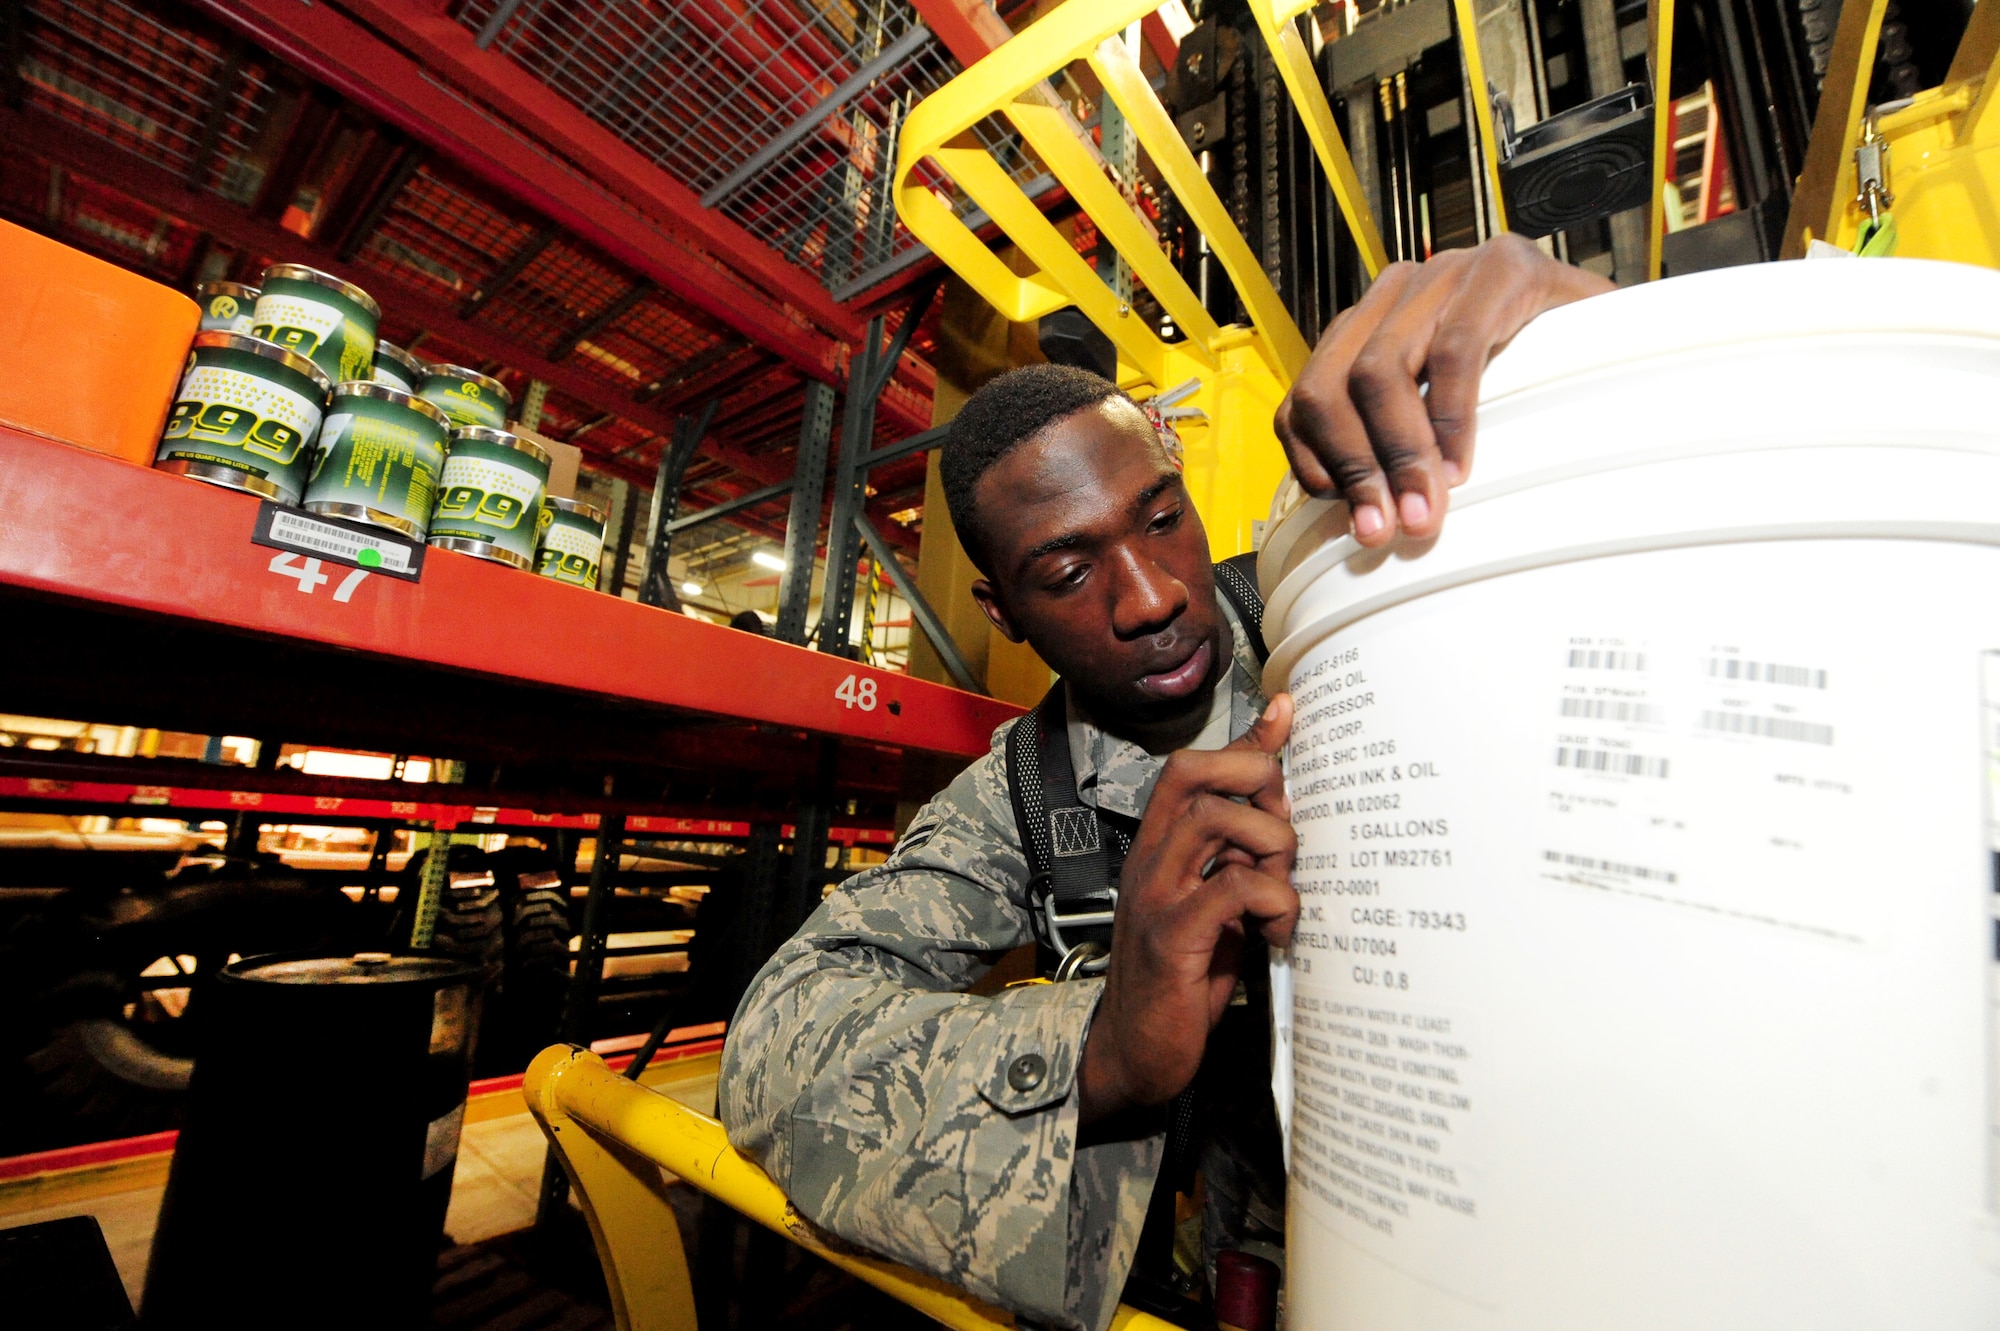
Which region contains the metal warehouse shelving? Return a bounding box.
[0,428,1013,789]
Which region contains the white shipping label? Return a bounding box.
[1286,634,1490,1301]
[1276,542,1971,1311]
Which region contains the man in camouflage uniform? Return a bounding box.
[720,238,1612,1330]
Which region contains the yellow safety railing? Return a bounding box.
[891,0,1689,553]
[524,1045,1181,1331]
[895,0,1403,557]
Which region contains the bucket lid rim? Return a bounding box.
[332,378,451,427]
[191,330,333,394]
[257,263,383,319]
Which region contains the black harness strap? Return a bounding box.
[1006,689,1125,971]
[1212,550,1269,666]
[1005,556,1267,975]
[1003,556,1270,1323]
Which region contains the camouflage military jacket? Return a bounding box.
[720,603,1269,1331]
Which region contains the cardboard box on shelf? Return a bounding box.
[511,425,580,500]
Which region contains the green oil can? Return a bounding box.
[372,341,427,394]
[418,365,511,429]
[428,427,551,570]
[251,264,380,385]
[154,331,332,503]
[303,382,452,539]
[196,281,259,333]
[535,496,607,589]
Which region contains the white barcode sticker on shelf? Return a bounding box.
[251,502,424,581]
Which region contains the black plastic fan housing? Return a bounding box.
[1498,83,1655,239]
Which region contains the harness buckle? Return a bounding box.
[1029,875,1116,979]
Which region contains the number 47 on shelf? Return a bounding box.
[268,551,368,603]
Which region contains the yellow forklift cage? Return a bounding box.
[890,0,1689,554]
[525,1045,1180,1331]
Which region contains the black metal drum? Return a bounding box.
[141,952,480,1328]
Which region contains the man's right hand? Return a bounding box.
[1077,695,1298,1125]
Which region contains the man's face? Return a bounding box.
[969,398,1224,726]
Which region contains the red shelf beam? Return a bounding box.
[0,775,896,843]
[0,430,1018,759]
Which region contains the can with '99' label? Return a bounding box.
[155,332,332,502]
[428,427,551,570]
[536,496,606,589]
[251,264,380,385]
[303,382,452,539]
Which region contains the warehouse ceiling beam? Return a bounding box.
[192,0,877,398]
[550,279,657,361]
[460,224,555,318]
[2,104,800,496]
[700,21,936,209]
[317,0,941,431]
[635,337,749,405]
[335,142,426,263]
[317,0,863,340]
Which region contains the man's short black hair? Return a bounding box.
[941,364,1127,573]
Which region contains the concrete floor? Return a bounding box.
[0,1055,720,1308]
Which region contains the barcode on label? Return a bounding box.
[1698,710,1834,745]
[283,528,352,556]
[1543,850,1679,883]
[1558,697,1664,724]
[268,510,411,572]
[1706,658,1827,688]
[1555,746,1669,778]
[1568,649,1647,671]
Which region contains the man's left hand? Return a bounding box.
[1274,234,1614,549]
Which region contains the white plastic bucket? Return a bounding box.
[1262,258,2000,1329]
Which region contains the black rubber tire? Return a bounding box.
[488,845,573,1068]
[405,842,505,985]
[0,867,341,1153]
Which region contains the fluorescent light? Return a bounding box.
[751,549,786,572]
[681,580,703,597]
